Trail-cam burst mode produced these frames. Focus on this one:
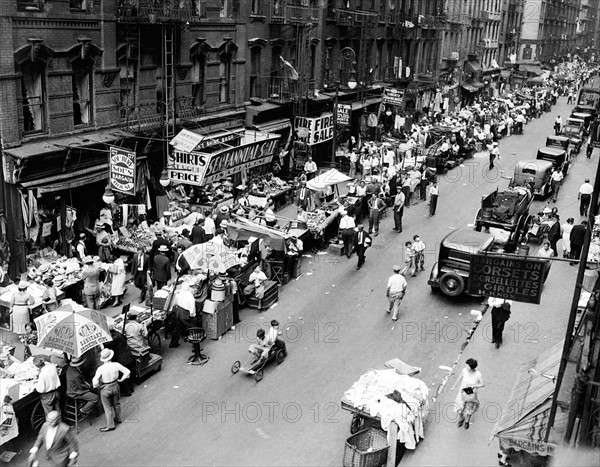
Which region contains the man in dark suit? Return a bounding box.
[296,181,309,210]
[150,230,171,262]
[152,245,171,290]
[190,220,208,245]
[132,246,150,303]
[65,357,98,416]
[570,219,588,262]
[353,224,372,270]
[29,411,78,467]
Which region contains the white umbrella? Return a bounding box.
[34,304,112,357]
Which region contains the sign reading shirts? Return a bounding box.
[468,254,548,304]
[109,146,136,195]
[382,87,405,106]
[336,104,351,126]
[168,132,279,186]
[295,113,334,145]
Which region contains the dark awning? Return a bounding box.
[464,60,481,73]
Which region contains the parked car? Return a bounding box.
[546,135,577,157]
[570,112,593,136]
[428,229,496,297]
[536,146,572,176]
[561,124,584,154]
[566,117,587,136]
[510,160,554,197]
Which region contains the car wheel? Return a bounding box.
[439,272,465,297]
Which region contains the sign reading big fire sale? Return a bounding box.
[468,254,548,304]
[109,146,136,195]
[295,114,334,146]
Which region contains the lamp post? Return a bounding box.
[331,47,357,165]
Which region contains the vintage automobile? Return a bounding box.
[546,135,577,157]
[570,112,593,136]
[566,117,587,137]
[510,160,554,198]
[536,146,572,176]
[474,186,533,249]
[428,229,496,297]
[561,124,584,154]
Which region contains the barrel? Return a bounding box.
[517,244,530,257]
[291,258,302,279]
[482,208,493,220]
[211,279,226,302]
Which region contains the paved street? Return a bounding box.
[8,95,595,466]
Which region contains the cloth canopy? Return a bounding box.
[306,169,352,191]
[226,217,287,251]
[492,341,567,457]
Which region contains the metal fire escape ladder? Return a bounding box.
[163,25,176,146]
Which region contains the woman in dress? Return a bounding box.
[108,257,127,307]
[561,217,575,259]
[95,222,113,262]
[451,358,485,429]
[9,281,34,336]
[41,278,59,312]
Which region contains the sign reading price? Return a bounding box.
[109,146,136,195]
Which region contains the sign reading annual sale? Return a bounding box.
[109,146,136,195]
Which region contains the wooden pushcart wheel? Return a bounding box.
[231,361,241,374]
[254,369,263,382]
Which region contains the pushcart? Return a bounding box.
[231,346,286,383]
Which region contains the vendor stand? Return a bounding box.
[0,281,67,323]
[341,360,429,467]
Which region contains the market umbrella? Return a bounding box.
[34,304,112,357]
[180,240,240,274]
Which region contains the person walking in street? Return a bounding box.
[34,356,61,417]
[578,178,594,216]
[354,224,371,270]
[451,358,484,430]
[538,240,555,258]
[80,256,101,310]
[554,115,562,135]
[29,411,78,467]
[132,246,150,303]
[570,220,588,262]
[488,142,499,170]
[429,181,439,216]
[547,215,561,257]
[107,257,126,307]
[303,156,318,180]
[411,235,426,276]
[561,217,575,258]
[392,190,405,233]
[489,298,512,349]
[152,245,171,290]
[92,348,131,432]
[367,193,385,236]
[386,265,408,321]
[402,241,415,276]
[339,210,356,258]
[550,168,564,203]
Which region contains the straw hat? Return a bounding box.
[158,245,169,253]
[70,356,85,367]
[18,281,28,290]
[393,265,402,272]
[219,205,229,213]
[100,348,114,362]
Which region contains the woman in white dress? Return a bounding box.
[451,358,485,429]
[108,257,126,307]
[561,217,575,258]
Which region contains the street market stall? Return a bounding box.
[492,341,567,466]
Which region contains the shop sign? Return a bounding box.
[336,103,351,125]
[109,146,136,195]
[468,254,547,304]
[504,438,556,456]
[168,134,279,186]
[382,87,404,106]
[294,113,334,146]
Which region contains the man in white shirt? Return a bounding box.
[348,150,358,178]
[393,190,405,233]
[304,156,318,180]
[169,282,197,348]
[550,168,564,202]
[29,411,78,467]
[578,178,594,216]
[411,235,426,276]
[339,210,356,258]
[34,356,61,416]
[75,233,87,261]
[387,265,408,321]
[554,115,562,135]
[93,349,131,432]
[203,209,216,239]
[244,266,268,299]
[429,181,439,216]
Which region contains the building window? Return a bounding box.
[220,0,229,18]
[251,0,261,15]
[118,49,136,120]
[17,0,43,12]
[219,53,231,103]
[72,59,93,126]
[250,47,261,98]
[21,62,46,134]
[192,53,206,106]
[70,0,89,11]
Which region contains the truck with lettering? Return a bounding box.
[428,229,549,299]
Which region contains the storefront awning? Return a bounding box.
[492,341,567,457]
[4,129,135,160]
[350,96,382,111]
[519,64,544,76]
[306,168,352,191]
[254,118,292,133]
[461,81,484,92]
[464,60,482,73]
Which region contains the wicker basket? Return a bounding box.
[343,428,389,467]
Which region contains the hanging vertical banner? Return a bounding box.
[109,146,137,195]
[336,103,351,125]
